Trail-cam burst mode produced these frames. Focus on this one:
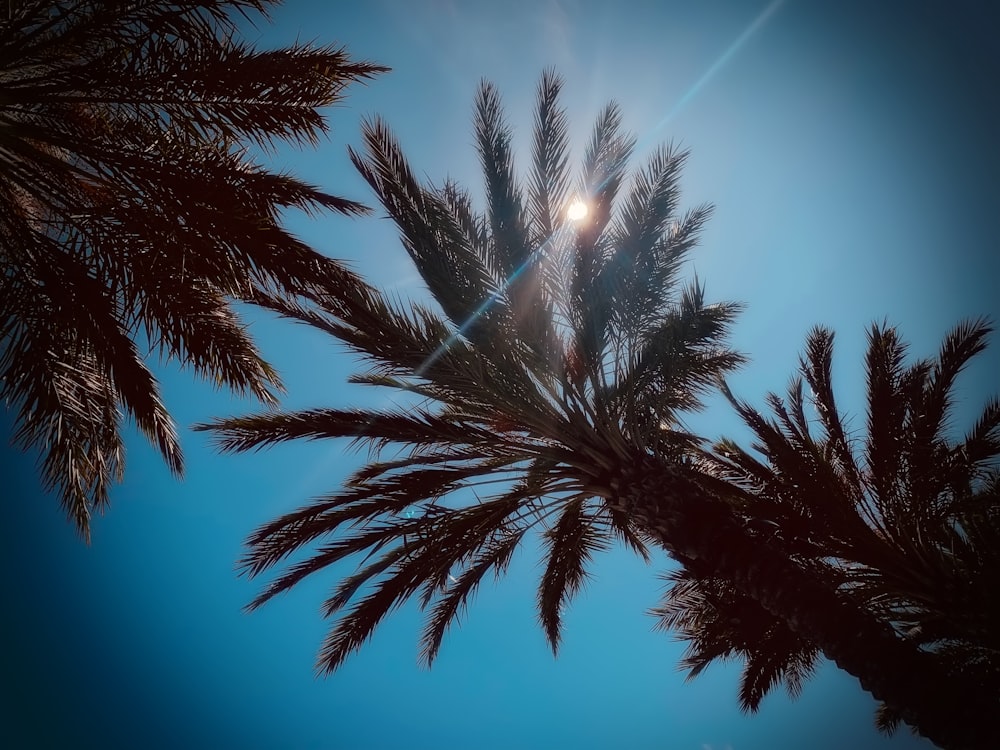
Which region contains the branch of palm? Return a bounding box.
[1,0,387,539]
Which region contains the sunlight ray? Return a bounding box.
[414,223,573,378]
[651,0,786,135]
[566,0,788,219]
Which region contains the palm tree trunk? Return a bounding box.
[606,453,990,750]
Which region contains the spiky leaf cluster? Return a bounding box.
[694,319,1000,723]
[201,70,745,673]
[652,564,822,714]
[1,0,386,538]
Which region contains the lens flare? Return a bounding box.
[567,199,588,221]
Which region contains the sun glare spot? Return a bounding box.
[567,199,588,221]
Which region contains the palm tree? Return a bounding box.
[200,73,988,748]
[0,0,386,540]
[696,320,999,736]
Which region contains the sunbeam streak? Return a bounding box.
[413,224,572,378]
[411,1,787,381]
[652,0,786,135]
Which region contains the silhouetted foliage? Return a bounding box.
[0,0,386,539]
[698,319,1000,731]
[202,73,994,749]
[202,70,743,669]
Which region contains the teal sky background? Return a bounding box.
[2,1,998,748]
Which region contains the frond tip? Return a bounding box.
[538,499,609,654]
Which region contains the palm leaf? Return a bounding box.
[538,498,609,653]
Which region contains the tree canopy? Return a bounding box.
[1,0,385,539]
[201,72,996,747]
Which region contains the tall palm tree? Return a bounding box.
[200,73,988,748]
[694,320,999,735]
[0,0,385,540]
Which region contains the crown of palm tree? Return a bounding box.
[201,70,746,672]
[692,319,1000,730]
[202,73,995,747]
[1,1,386,539]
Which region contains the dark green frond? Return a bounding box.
[567,102,636,370]
[349,117,509,345]
[652,567,820,714]
[475,80,531,280]
[615,281,745,429]
[784,377,813,442]
[599,505,652,563]
[538,498,608,654]
[315,554,430,674]
[471,79,562,372]
[419,526,526,666]
[799,326,863,493]
[528,68,571,243]
[874,703,903,736]
[922,318,993,437]
[863,323,912,509]
[603,146,697,337]
[718,314,999,736]
[961,397,1000,469]
[908,318,994,501]
[314,494,530,673]
[197,407,499,455]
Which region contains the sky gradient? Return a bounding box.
[3,1,998,748]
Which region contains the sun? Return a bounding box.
[566,199,588,221]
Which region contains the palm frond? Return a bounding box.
[603,145,697,338]
[537,498,609,653]
[960,397,1000,471]
[198,407,500,455]
[567,101,636,373]
[418,526,526,666]
[615,280,745,432]
[528,68,570,244]
[314,493,531,673]
[908,318,994,503]
[475,80,531,280]
[349,117,524,358]
[652,567,820,714]
[799,326,863,493]
[717,314,1000,735]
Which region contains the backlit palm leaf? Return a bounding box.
[652,566,821,713]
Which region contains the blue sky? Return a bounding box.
[3,1,998,748]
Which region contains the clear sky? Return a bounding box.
[3,1,998,748]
